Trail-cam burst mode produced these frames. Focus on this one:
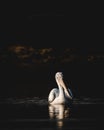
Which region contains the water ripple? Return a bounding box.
[1,97,104,105]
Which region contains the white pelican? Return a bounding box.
[48,72,73,105]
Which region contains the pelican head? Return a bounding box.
[55,72,63,82]
[55,72,65,88]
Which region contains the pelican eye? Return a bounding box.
[59,73,63,78]
[58,74,63,79]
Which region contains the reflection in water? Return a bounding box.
[48,104,70,129]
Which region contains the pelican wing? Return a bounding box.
[48,88,59,103]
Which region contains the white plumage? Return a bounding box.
[48,72,73,105]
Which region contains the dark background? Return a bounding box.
[0,47,104,99]
[0,2,104,99]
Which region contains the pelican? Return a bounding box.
[48,72,73,105]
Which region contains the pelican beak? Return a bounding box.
[60,79,72,99]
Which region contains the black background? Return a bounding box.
[0,1,104,99]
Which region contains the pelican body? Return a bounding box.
[48,72,73,105]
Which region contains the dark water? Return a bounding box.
[0,97,104,130]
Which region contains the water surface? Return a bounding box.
[0,97,104,130]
